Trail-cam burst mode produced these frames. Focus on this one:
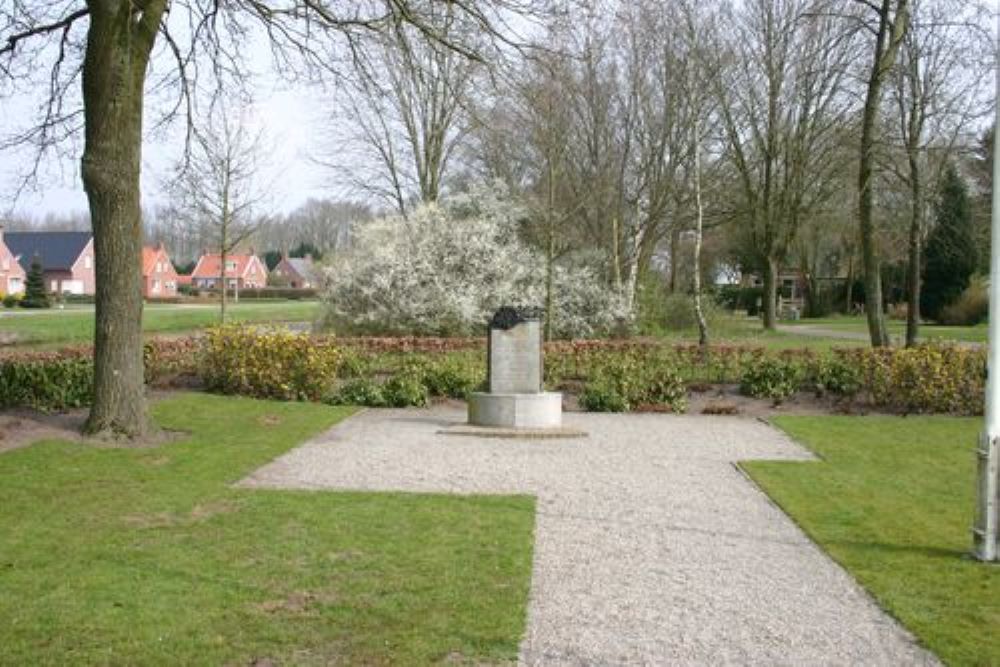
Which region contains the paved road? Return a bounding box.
[241,408,937,666]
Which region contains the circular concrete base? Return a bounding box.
[468,391,563,429]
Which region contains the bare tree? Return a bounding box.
[1,0,531,439]
[886,0,990,346]
[856,0,911,347]
[324,5,478,213]
[168,107,271,321]
[711,0,858,330]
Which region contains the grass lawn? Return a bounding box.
[784,316,987,344]
[0,300,320,346]
[744,416,1000,666]
[656,318,865,351]
[0,394,535,664]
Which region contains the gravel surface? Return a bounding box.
[241,407,939,666]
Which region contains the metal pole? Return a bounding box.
[973,4,1000,562]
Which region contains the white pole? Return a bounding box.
[973,4,1000,562]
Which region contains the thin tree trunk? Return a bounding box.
[905,156,922,347]
[220,161,231,323]
[763,256,778,331]
[81,0,165,438]
[668,227,681,293]
[611,216,623,292]
[692,119,708,347]
[544,159,555,341]
[845,251,855,314]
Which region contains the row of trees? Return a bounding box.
[326,0,992,346]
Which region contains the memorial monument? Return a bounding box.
[467,306,563,429]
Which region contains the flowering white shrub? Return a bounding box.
[320,184,633,338]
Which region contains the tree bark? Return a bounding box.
[692,120,708,347]
[762,256,778,331]
[81,0,165,439]
[845,250,855,314]
[905,156,922,347]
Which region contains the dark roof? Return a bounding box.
[286,257,314,277]
[5,232,93,272]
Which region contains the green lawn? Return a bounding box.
[0,394,535,664]
[744,416,1000,666]
[784,316,987,344]
[0,300,320,346]
[656,318,865,351]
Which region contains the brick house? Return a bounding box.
[5,231,95,295]
[190,251,268,291]
[271,253,316,288]
[0,227,26,295]
[142,242,180,298]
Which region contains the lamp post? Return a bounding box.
[973,5,1000,562]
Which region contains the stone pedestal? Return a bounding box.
[468,391,563,428]
[467,307,563,430]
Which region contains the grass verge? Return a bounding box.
[0,300,320,346]
[0,393,535,664]
[744,416,1000,666]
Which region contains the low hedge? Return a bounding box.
[0,351,92,411]
[0,333,987,416]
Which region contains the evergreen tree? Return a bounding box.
[21,258,51,309]
[921,164,977,322]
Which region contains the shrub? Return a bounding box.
[645,291,722,333]
[580,355,687,412]
[740,358,802,403]
[0,356,92,411]
[199,325,339,401]
[717,285,763,316]
[845,344,985,415]
[922,164,977,321]
[331,378,387,407]
[578,383,630,412]
[382,371,430,407]
[812,356,862,398]
[2,294,18,308]
[938,276,988,326]
[421,356,484,398]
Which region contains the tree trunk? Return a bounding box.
[762,256,778,331]
[905,156,922,347]
[845,251,855,314]
[544,160,556,341]
[668,227,681,293]
[80,0,165,439]
[858,0,909,348]
[692,120,708,347]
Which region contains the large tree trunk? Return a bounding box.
[905,156,922,347]
[80,0,165,439]
[762,256,778,331]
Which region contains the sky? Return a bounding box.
[0,17,360,221]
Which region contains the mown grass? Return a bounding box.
[0,393,535,665]
[784,316,987,344]
[744,416,1000,666]
[0,300,320,346]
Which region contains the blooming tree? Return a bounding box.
[321,184,632,338]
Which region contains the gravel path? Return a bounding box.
[241,407,938,666]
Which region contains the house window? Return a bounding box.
[152,280,161,293]
[50,280,58,291]
[225,260,237,271]
[1,259,7,270]
[84,256,92,269]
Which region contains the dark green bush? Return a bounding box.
[938,276,988,326]
[578,383,630,412]
[331,378,387,407]
[2,294,17,308]
[421,357,484,398]
[0,357,92,411]
[740,358,802,403]
[812,357,862,397]
[383,372,429,407]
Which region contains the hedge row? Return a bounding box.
[0,331,987,415]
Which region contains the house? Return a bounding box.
[142,242,180,298]
[0,227,26,295]
[5,231,95,295]
[190,250,268,291]
[271,253,316,288]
